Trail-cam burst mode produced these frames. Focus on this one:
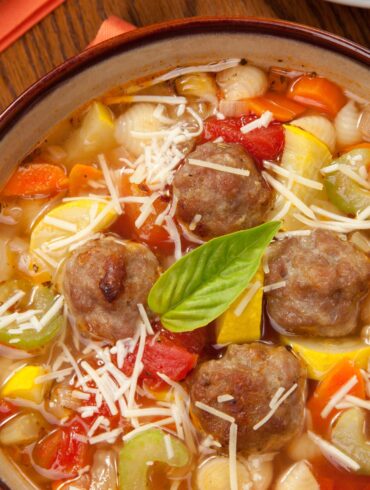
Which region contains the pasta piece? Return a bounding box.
[335,100,362,147]
[195,456,251,490]
[359,105,370,141]
[291,115,336,152]
[175,73,218,104]
[275,461,319,490]
[216,65,268,100]
[115,103,166,157]
[285,432,321,462]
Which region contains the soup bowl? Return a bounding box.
[0,16,369,490]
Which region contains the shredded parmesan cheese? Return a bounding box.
[229,423,238,490]
[195,401,235,423]
[321,375,358,418]
[234,281,261,317]
[188,158,250,177]
[240,111,273,134]
[263,281,286,293]
[307,431,360,471]
[253,384,298,430]
[217,394,235,403]
[98,154,122,214]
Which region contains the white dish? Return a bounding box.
[324,0,370,7]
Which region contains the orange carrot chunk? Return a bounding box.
[288,75,347,117]
[247,92,306,122]
[1,163,68,197]
[68,164,103,196]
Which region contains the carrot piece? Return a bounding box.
[307,359,365,436]
[1,164,68,198]
[68,164,103,196]
[247,92,306,122]
[288,75,347,117]
[341,142,370,154]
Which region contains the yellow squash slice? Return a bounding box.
[274,125,332,230]
[1,365,49,404]
[281,335,370,380]
[30,198,117,278]
[215,268,264,344]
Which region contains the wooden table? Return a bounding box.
[0,0,369,113]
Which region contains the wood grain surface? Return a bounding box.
[0,0,369,113]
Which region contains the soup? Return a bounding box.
[0,58,369,490]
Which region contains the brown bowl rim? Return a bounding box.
[0,16,369,141]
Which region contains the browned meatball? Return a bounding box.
[62,236,160,341]
[266,230,370,337]
[189,343,306,453]
[173,142,273,238]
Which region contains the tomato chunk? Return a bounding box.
[307,359,365,435]
[123,337,198,390]
[313,456,370,490]
[157,325,208,354]
[33,418,90,476]
[112,174,173,253]
[288,75,347,117]
[202,115,285,165]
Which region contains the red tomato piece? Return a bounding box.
[0,398,17,427]
[112,174,173,253]
[156,325,208,354]
[33,418,90,476]
[123,337,198,390]
[201,115,285,165]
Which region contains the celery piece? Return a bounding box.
[331,407,370,475]
[324,149,370,215]
[119,429,190,490]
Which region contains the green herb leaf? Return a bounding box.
[148,221,280,332]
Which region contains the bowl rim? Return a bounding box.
[0,15,369,140]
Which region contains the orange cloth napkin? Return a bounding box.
[0,0,65,53]
[88,16,136,47]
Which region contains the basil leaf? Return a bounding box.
[148,221,280,332]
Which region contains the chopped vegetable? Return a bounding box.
[288,75,347,116]
[0,412,46,446]
[277,124,332,230]
[341,142,370,153]
[30,198,117,276]
[113,175,171,252]
[148,222,280,332]
[202,115,285,164]
[275,461,319,490]
[195,456,252,490]
[33,418,90,476]
[0,399,17,427]
[215,267,264,344]
[123,336,198,390]
[1,365,49,403]
[68,164,103,196]
[280,336,370,380]
[324,149,370,214]
[307,359,365,435]
[90,449,117,490]
[0,279,64,350]
[118,428,190,490]
[64,102,117,164]
[1,164,68,198]
[331,407,370,475]
[247,92,306,122]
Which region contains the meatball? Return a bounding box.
[266,230,370,337]
[62,236,160,341]
[189,343,306,453]
[173,142,273,238]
